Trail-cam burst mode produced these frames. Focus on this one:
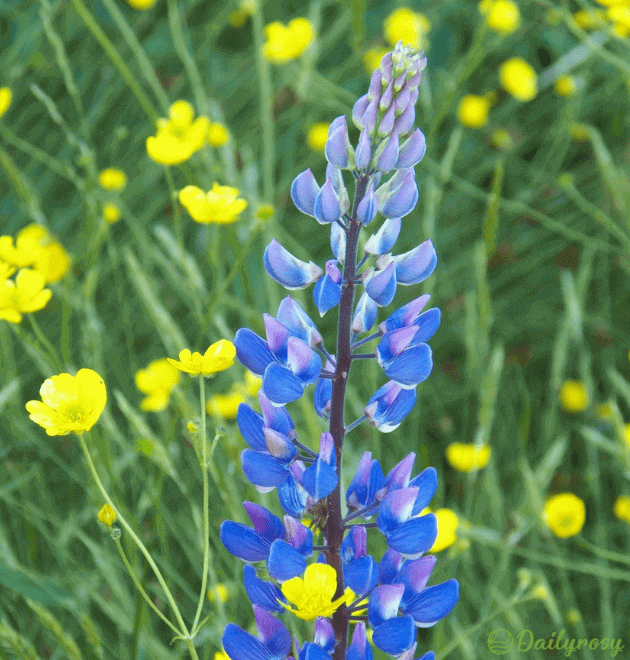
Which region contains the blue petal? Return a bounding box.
[394,239,437,285]
[244,502,286,542]
[264,239,323,290]
[220,520,270,562]
[222,623,272,660]
[404,579,459,627]
[287,337,321,385]
[263,363,304,405]
[313,264,342,316]
[396,128,426,169]
[234,328,275,376]
[356,181,378,225]
[243,565,286,613]
[301,459,339,500]
[377,487,418,534]
[313,377,332,419]
[355,127,372,170]
[376,131,400,173]
[330,222,346,263]
[364,218,401,256]
[267,539,307,582]
[365,262,397,307]
[368,583,405,627]
[381,172,418,219]
[259,391,296,438]
[300,643,334,660]
[264,428,298,463]
[378,548,404,585]
[254,605,292,658]
[365,382,417,433]
[237,403,266,452]
[409,308,441,346]
[379,294,431,334]
[383,343,433,389]
[344,556,379,596]
[276,296,323,347]
[284,516,313,557]
[372,616,416,656]
[385,514,438,559]
[314,178,342,225]
[351,292,378,335]
[278,473,308,518]
[291,168,320,217]
[409,467,438,516]
[241,450,288,488]
[325,115,351,169]
[347,622,374,660]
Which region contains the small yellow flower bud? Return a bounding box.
[306,123,330,153]
[566,608,581,624]
[0,87,12,118]
[103,204,121,224]
[457,95,490,129]
[499,58,537,101]
[255,204,275,221]
[98,168,127,191]
[98,504,117,526]
[207,122,230,147]
[543,493,586,538]
[554,75,577,97]
[558,380,588,413]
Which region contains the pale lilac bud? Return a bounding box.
[356,181,378,225]
[263,239,323,290]
[379,80,394,111]
[376,169,418,218]
[326,163,350,213]
[314,178,342,224]
[290,168,320,217]
[394,104,415,135]
[408,70,422,89]
[377,104,397,137]
[393,71,407,93]
[325,115,353,169]
[369,69,383,100]
[381,58,393,84]
[361,97,380,132]
[355,127,372,170]
[330,221,346,264]
[364,218,402,256]
[395,84,411,114]
[353,94,370,130]
[376,131,400,173]
[352,292,378,334]
[396,129,426,169]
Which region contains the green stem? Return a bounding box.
[27,314,63,372]
[113,537,181,636]
[77,433,191,641]
[191,375,210,636]
[164,166,184,251]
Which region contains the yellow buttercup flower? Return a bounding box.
[457,95,490,129]
[98,504,117,527]
[135,358,181,412]
[554,75,577,96]
[103,204,122,224]
[0,269,52,323]
[281,563,351,621]
[206,391,246,420]
[499,58,537,101]
[613,495,630,523]
[559,380,588,413]
[255,204,275,221]
[126,0,158,9]
[179,184,248,224]
[0,259,16,280]
[25,369,107,436]
[479,0,521,35]
[146,100,210,166]
[608,5,630,32]
[431,508,459,552]
[207,584,230,604]
[362,47,389,75]
[306,123,329,152]
[98,168,127,191]
[262,18,315,64]
[594,0,628,6]
[445,443,491,473]
[167,340,236,377]
[573,9,606,29]
[0,87,11,118]
[12,225,70,284]
[384,7,430,49]
[213,652,230,660]
[244,371,262,397]
[207,122,230,147]
[543,493,585,538]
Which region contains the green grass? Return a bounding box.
[2,0,630,658]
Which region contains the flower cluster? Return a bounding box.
[220,42,458,660]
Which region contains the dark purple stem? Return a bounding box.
[326,173,370,660]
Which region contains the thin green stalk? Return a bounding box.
[191,375,210,636]
[76,433,191,642]
[113,537,181,636]
[27,314,63,372]
[164,166,184,251]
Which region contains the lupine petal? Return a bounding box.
[242,449,288,488]
[384,452,416,491]
[330,222,346,264]
[376,131,400,173]
[379,294,431,333]
[361,97,379,132]
[365,261,397,307]
[254,605,292,657]
[394,103,416,135]
[287,337,321,384]
[377,103,396,137]
[284,516,313,556]
[380,171,418,218]
[267,539,307,582]
[243,502,286,542]
[396,129,426,169]
[313,377,332,418]
[356,181,378,225]
[264,239,323,290]
[220,520,271,562]
[352,94,370,130]
[408,308,441,346]
[259,390,296,438]
[347,622,374,660]
[404,579,460,627]
[385,514,438,559]
[368,583,405,627]
[276,296,323,347]
[341,525,367,562]
[344,556,379,595]
[377,487,419,534]
[314,178,342,225]
[291,169,320,217]
[383,343,433,389]
[379,548,404,584]
[313,261,342,316]
[325,115,351,169]
[237,403,267,452]
[243,565,286,613]
[346,452,384,511]
[264,428,298,462]
[376,326,418,365]
[222,623,272,660]
[234,328,275,376]
[394,239,437,285]
[278,471,309,518]
[300,643,333,660]
[364,218,402,256]
[397,556,437,607]
[410,467,438,516]
[351,292,378,335]
[364,381,417,433]
[263,314,290,363]
[355,127,372,170]
[372,616,416,656]
[263,363,304,405]
[313,617,335,652]
[301,459,338,499]
[326,164,350,213]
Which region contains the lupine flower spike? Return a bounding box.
[221,42,458,660]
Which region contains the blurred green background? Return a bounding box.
[1,0,630,658]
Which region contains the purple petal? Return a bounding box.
[404,579,460,627]
[379,294,431,333]
[313,377,332,418]
[287,336,321,384]
[243,565,286,613]
[259,390,296,438]
[365,261,397,307]
[364,218,401,256]
[394,239,437,285]
[372,616,416,656]
[351,292,378,335]
[379,80,394,111]
[220,520,271,562]
[397,556,437,606]
[222,623,272,660]
[384,452,416,491]
[383,343,433,389]
[394,104,416,135]
[352,94,370,130]
[355,127,372,171]
[243,502,286,542]
[330,222,346,264]
[396,129,426,169]
[379,548,404,585]
[364,381,417,433]
[326,164,350,212]
[377,104,396,137]
[325,115,350,169]
[347,622,373,660]
[385,514,438,559]
[376,326,418,365]
[377,487,419,534]
[254,605,292,657]
[263,363,304,405]
[264,428,298,462]
[264,239,323,290]
[313,261,342,316]
[284,516,313,556]
[341,525,367,562]
[376,131,400,173]
[314,617,335,652]
[361,97,379,132]
[381,172,418,218]
[408,308,441,346]
[368,583,405,627]
[242,450,288,489]
[263,314,290,363]
[276,296,323,347]
[291,168,320,217]
[267,539,307,582]
[318,431,335,465]
[314,178,342,225]
[234,328,275,376]
[356,181,378,225]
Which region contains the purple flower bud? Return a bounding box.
[342,525,368,561]
[355,127,372,171]
[380,58,393,84]
[356,181,378,225]
[395,83,411,112]
[376,326,418,364]
[314,618,335,653]
[393,70,407,93]
[364,218,401,256]
[369,68,383,100]
[408,70,423,89]
[394,239,437,284]
[326,163,350,213]
[291,168,320,217]
[276,296,323,347]
[347,622,371,660]
[318,431,335,466]
[364,260,397,307]
[263,313,290,362]
[364,380,417,432]
[361,97,380,132]
[346,451,385,511]
[396,129,426,169]
[313,260,342,316]
[380,80,394,111]
[353,94,370,130]
[377,103,397,137]
[325,115,353,169]
[264,239,323,290]
[394,103,416,135]
[314,178,342,224]
[351,292,378,334]
[376,131,400,173]
[378,170,418,218]
[330,221,346,264]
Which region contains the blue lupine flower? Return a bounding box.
[223,605,292,660]
[291,168,320,217]
[364,218,402,257]
[313,261,342,316]
[393,239,438,286]
[368,585,416,655]
[364,260,397,306]
[346,451,385,512]
[301,432,338,500]
[376,326,433,389]
[364,380,417,432]
[243,564,287,613]
[264,238,323,290]
[314,178,342,225]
